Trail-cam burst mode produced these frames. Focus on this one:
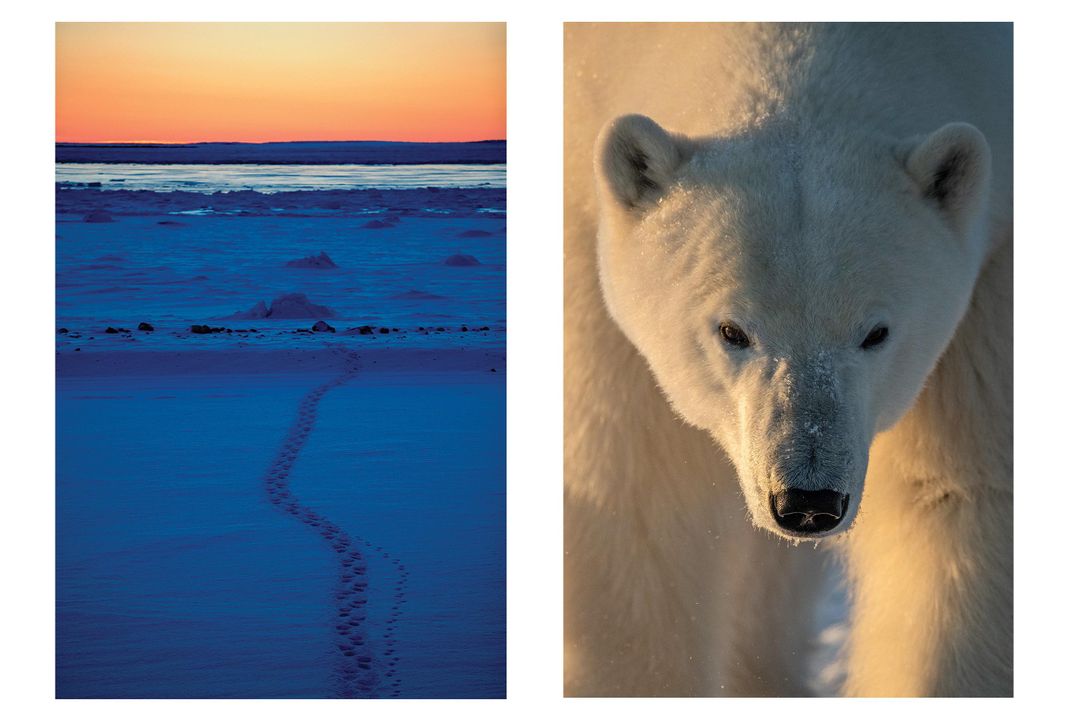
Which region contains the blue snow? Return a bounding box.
[55,153,506,698]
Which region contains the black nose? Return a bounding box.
[770,489,849,535]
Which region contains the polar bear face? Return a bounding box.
[594,115,992,540]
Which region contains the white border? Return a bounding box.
[4,3,1068,723]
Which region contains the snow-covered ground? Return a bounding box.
[57,354,504,698]
[56,182,505,346]
[55,163,505,698]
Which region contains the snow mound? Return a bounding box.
[391,289,447,300]
[230,301,269,320]
[285,251,338,269]
[444,253,481,267]
[229,293,336,320]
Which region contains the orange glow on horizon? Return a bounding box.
[56,23,505,144]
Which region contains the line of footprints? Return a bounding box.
[264,353,408,698]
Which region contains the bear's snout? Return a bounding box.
[770,488,849,536]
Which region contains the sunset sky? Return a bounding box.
[56,23,505,144]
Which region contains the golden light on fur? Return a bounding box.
[565,22,1012,697]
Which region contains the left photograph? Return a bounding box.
[55,23,506,698]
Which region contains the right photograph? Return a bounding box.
[564,23,1012,697]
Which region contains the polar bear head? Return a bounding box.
[594,114,992,540]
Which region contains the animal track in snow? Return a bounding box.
[263,350,407,698]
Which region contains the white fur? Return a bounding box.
[565,23,1012,696]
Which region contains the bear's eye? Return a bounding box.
[719,322,751,349]
[861,325,889,350]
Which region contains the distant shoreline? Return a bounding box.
[56,140,507,166]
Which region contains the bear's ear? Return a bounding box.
[596,114,691,211]
[904,122,991,233]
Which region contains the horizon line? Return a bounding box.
[57,138,506,146]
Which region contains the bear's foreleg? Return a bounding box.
[842,469,1012,696]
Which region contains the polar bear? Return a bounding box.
[565,23,1012,697]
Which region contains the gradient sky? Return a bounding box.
[56,23,505,143]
